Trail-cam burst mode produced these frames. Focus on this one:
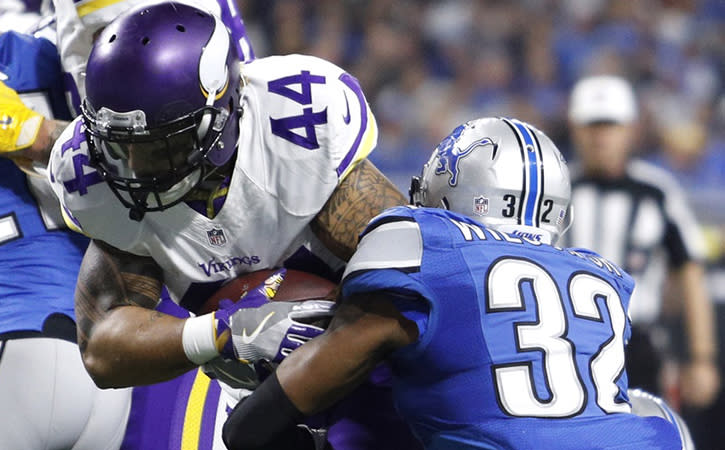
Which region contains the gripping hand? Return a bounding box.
[202,357,275,390]
[215,268,336,363]
[0,81,43,152]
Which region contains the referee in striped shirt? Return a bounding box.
[562,75,719,410]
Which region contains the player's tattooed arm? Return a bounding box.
[311,159,407,261]
[75,239,162,353]
[75,239,193,387]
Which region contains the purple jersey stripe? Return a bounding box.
[198,379,222,449]
[336,73,370,178]
[217,0,255,62]
[63,72,82,115]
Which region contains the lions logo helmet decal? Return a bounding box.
[434,124,497,187]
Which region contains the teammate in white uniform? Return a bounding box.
[47,2,415,449]
[49,18,378,318]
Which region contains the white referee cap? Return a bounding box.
[568,75,638,124]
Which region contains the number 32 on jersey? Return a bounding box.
[486,258,630,418]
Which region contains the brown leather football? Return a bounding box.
[198,269,337,315]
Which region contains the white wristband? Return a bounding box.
[182,313,220,365]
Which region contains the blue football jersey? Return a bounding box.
[342,206,681,450]
[0,31,72,121]
[0,31,87,334]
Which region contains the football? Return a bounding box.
[198,269,337,315]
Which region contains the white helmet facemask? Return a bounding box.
[410,117,573,245]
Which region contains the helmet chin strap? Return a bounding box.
[197,87,218,144]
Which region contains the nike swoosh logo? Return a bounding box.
[0,117,11,125]
[0,71,7,81]
[240,311,275,344]
[342,91,351,124]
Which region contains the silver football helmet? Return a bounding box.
[410,117,572,244]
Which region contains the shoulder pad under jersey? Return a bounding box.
[47,117,143,249]
[242,54,378,183]
[343,206,422,281]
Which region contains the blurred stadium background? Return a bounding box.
[238,0,725,309]
[239,0,724,213]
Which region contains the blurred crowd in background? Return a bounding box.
[238,0,725,216]
[238,0,725,320]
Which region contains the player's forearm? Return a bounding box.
[81,305,196,388]
[278,295,414,414]
[223,373,316,450]
[680,262,717,362]
[277,329,381,415]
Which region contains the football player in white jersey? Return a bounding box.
[1,2,281,449]
[47,2,418,449]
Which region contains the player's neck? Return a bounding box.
[184,154,236,218]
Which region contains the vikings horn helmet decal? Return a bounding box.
[81,2,243,220]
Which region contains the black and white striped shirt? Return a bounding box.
[561,159,705,325]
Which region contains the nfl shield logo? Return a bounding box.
[207,228,227,247]
[474,196,489,216]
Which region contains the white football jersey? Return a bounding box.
[48,54,377,307]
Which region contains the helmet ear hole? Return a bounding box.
[409,176,422,205]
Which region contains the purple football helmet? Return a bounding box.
[82,1,242,221]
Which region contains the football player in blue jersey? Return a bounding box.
[0,26,132,450]
[223,117,693,450]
